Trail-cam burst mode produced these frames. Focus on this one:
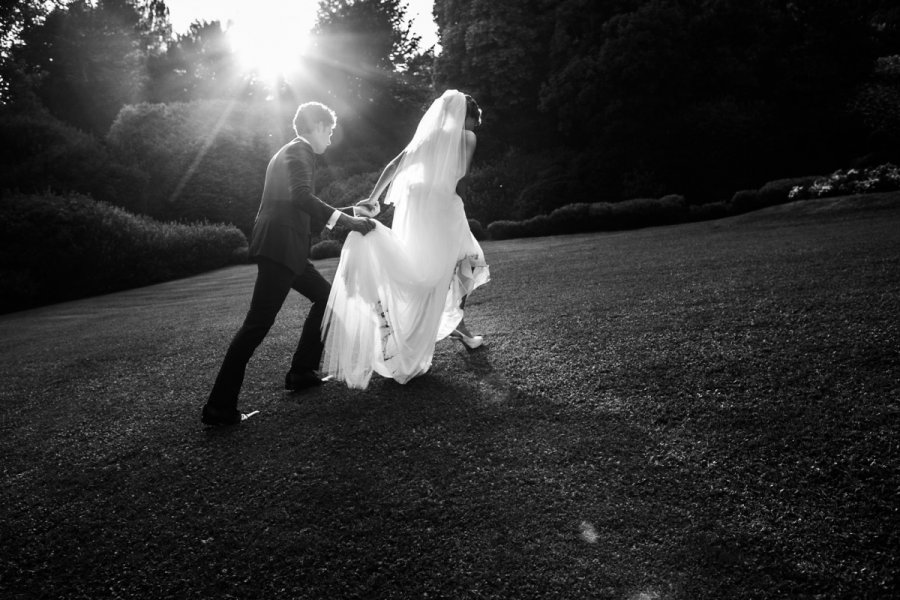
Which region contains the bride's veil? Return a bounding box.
[388,89,467,210]
[385,90,468,285]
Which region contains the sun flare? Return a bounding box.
[170,0,438,79]
[226,2,317,79]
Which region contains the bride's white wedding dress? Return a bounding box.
[320,91,490,389]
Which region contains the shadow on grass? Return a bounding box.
[137,352,689,598]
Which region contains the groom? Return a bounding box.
[202,101,375,427]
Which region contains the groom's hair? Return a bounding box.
[293,102,337,136]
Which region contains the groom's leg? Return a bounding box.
[208,258,294,410]
[289,261,332,373]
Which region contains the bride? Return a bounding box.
[320,90,490,389]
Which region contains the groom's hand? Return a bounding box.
[342,214,376,236]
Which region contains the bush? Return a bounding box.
[318,170,379,209]
[728,189,761,213]
[486,219,526,241]
[688,201,731,221]
[310,239,343,260]
[488,194,692,240]
[588,202,613,221]
[467,218,487,241]
[756,176,820,208]
[606,195,688,229]
[650,194,689,224]
[466,149,563,225]
[513,174,586,220]
[487,204,587,239]
[0,109,148,210]
[107,100,277,233]
[0,193,248,313]
[788,163,900,200]
[466,163,515,227]
[546,203,593,233]
[725,176,821,214]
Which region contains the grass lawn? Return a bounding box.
[1,193,898,599]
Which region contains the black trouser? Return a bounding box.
[207,257,331,411]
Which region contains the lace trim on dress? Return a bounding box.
[376,300,396,363]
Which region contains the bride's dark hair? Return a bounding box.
[464,94,482,127]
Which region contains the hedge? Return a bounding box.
[0,193,248,313]
[487,195,689,240]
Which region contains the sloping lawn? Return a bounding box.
[1,193,898,599]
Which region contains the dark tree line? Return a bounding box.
[434,0,900,216]
[0,0,434,231]
[2,0,429,137]
[2,0,900,232]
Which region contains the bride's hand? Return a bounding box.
[354,198,381,218]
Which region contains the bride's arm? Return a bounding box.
[463,130,477,172]
[455,131,477,200]
[369,151,405,203]
[352,151,405,217]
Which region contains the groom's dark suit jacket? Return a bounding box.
[248,138,336,275]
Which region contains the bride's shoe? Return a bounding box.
[450,329,484,349]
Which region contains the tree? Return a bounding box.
[134,0,171,54]
[146,20,244,103]
[0,0,63,105]
[304,0,431,168]
[536,0,892,202]
[12,0,152,134]
[433,0,557,156]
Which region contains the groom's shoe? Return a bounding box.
[285,370,323,392]
[201,404,243,427]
